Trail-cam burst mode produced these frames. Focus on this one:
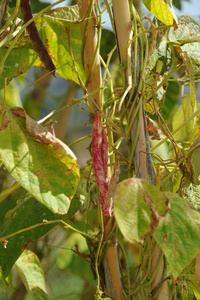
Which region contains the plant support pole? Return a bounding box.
[80,1,123,299]
[79,0,102,123]
[112,0,169,299]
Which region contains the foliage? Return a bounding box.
[0,0,200,299]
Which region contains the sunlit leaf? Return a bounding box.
[184,184,200,210]
[169,15,200,66]
[15,250,48,300]
[168,15,200,43]
[114,178,170,243]
[36,6,85,84]
[153,192,200,279]
[0,105,80,214]
[0,5,85,89]
[142,0,176,25]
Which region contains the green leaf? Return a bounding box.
[191,282,200,300]
[114,178,170,243]
[0,194,81,277]
[15,250,48,300]
[168,16,200,43]
[184,184,200,210]
[188,137,200,185]
[0,266,14,292]
[153,192,200,279]
[100,29,117,63]
[56,232,95,282]
[34,6,85,85]
[56,233,87,270]
[147,23,171,73]
[0,48,37,89]
[161,80,179,120]
[0,6,85,89]
[169,15,200,67]
[173,0,182,10]
[181,43,200,66]
[172,95,195,142]
[0,105,80,214]
[142,0,176,25]
[0,80,23,107]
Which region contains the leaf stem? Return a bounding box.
[0,219,98,243]
[151,105,200,152]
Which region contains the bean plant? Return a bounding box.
[0,0,200,299]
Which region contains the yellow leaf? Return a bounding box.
[143,0,176,26]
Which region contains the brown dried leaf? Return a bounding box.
[26,114,76,159]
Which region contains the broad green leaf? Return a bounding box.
[153,192,200,279]
[15,250,48,300]
[0,194,81,277]
[181,42,200,66]
[142,0,176,25]
[0,6,85,89]
[35,6,85,84]
[0,48,37,89]
[172,95,195,142]
[0,105,80,214]
[168,16,200,43]
[184,184,200,210]
[114,178,170,243]
[169,16,200,66]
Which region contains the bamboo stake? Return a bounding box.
[79,0,102,123]
[80,1,123,299]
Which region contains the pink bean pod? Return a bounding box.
[92,112,111,215]
[101,127,108,182]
